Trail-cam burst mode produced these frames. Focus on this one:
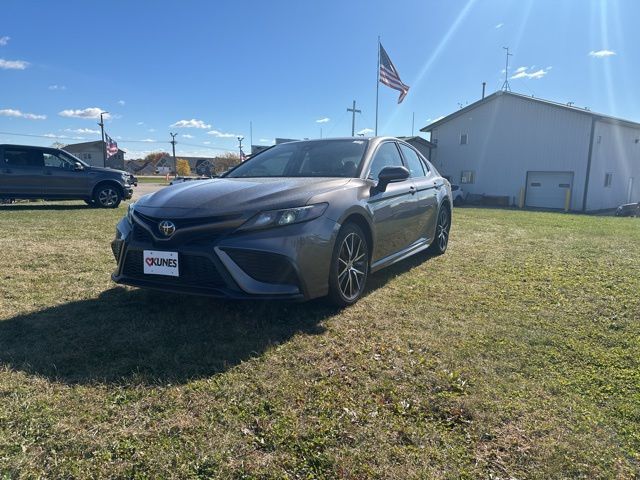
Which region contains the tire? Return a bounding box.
[328,223,370,307]
[429,204,451,255]
[94,184,122,208]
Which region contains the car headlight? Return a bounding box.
[127,202,136,224]
[122,172,131,183]
[239,203,328,231]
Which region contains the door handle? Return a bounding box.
[44,170,52,175]
[409,186,417,195]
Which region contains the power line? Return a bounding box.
[0,131,237,152]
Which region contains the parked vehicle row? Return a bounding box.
[0,144,134,208]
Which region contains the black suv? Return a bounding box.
[0,144,133,208]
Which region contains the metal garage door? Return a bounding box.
[525,171,573,209]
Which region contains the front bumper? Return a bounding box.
[111,215,339,301]
[123,186,134,199]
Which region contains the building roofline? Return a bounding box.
[420,90,640,132]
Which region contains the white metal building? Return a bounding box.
[421,91,640,211]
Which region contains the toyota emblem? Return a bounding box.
[158,220,176,237]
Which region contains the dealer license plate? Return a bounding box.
[143,250,179,277]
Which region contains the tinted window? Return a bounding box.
[368,142,404,179]
[399,144,426,178]
[227,139,367,178]
[43,152,74,169]
[3,148,44,168]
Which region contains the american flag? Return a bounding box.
[379,43,410,103]
[105,133,118,158]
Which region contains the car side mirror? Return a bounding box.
[375,165,409,192]
[74,162,84,171]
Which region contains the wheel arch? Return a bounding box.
[339,212,374,262]
[92,180,124,198]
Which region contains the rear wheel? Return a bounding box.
[429,205,450,255]
[328,223,369,307]
[94,185,121,208]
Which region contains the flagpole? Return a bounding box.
[375,36,380,136]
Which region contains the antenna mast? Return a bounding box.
[501,46,512,92]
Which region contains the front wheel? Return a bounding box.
[429,205,451,255]
[94,185,122,208]
[328,223,370,307]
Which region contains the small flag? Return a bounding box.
[105,133,118,158]
[379,43,410,103]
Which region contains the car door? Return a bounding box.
[41,150,89,197]
[0,146,45,196]
[366,141,421,262]
[398,143,439,244]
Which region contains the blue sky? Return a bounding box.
[0,0,637,159]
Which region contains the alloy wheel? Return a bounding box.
[98,188,118,207]
[337,232,367,301]
[436,208,450,252]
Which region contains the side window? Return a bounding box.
[368,142,404,179]
[43,152,73,169]
[399,144,426,178]
[4,148,43,168]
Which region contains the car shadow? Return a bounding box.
[0,251,435,386]
[0,203,92,211]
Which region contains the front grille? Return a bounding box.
[224,248,298,285]
[132,225,154,243]
[122,250,225,288]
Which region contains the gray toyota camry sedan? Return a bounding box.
[111,137,452,306]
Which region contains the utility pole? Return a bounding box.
[347,100,361,137]
[237,136,244,160]
[98,111,108,167]
[170,132,178,175]
[320,127,323,139]
[411,112,415,136]
[249,121,253,152]
[501,47,512,92]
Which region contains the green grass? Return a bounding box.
[136,176,169,185]
[0,202,639,478]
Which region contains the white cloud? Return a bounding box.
[495,23,504,29]
[316,117,330,123]
[259,138,274,144]
[0,108,46,120]
[0,58,29,70]
[589,49,616,58]
[148,128,156,133]
[136,121,144,126]
[141,138,156,143]
[117,100,126,105]
[510,66,551,80]
[65,128,100,134]
[48,84,66,91]
[203,141,211,145]
[0,36,10,46]
[43,133,57,138]
[59,107,110,120]
[170,118,211,129]
[357,128,374,136]
[207,129,237,138]
[182,133,194,138]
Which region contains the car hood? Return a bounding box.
[135,177,352,217]
[88,165,127,176]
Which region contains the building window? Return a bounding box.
[82,153,92,160]
[461,170,475,184]
[604,173,613,188]
[460,133,468,145]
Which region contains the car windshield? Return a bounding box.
[226,139,368,178]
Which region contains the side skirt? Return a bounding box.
[370,238,431,273]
